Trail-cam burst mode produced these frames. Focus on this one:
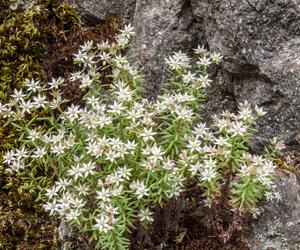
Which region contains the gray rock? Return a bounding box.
[191,0,300,152]
[246,170,300,250]
[58,219,74,250]
[129,0,201,96]
[67,0,136,25]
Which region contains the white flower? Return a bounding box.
[125,140,137,153]
[199,158,217,182]
[229,121,248,136]
[27,128,42,141]
[111,185,124,196]
[80,111,97,129]
[48,77,64,90]
[99,51,111,65]
[103,204,119,215]
[116,35,130,47]
[178,150,194,166]
[142,145,152,156]
[138,208,154,223]
[67,164,83,181]
[149,144,164,162]
[108,101,126,116]
[210,52,223,64]
[71,197,86,209]
[33,93,47,108]
[51,142,66,155]
[213,117,232,132]
[2,150,16,165]
[197,56,211,67]
[69,71,82,82]
[187,136,201,153]
[166,182,183,199]
[80,74,93,89]
[120,24,135,38]
[114,85,133,102]
[96,187,111,202]
[214,137,232,147]
[15,147,29,160]
[254,105,267,117]
[127,108,142,120]
[55,178,72,191]
[45,186,59,199]
[116,165,131,180]
[86,95,101,108]
[175,106,193,122]
[198,74,212,88]
[274,141,285,151]
[193,45,207,55]
[190,161,202,176]
[9,160,25,172]
[49,95,63,109]
[140,127,156,142]
[174,93,196,103]
[75,183,90,196]
[130,180,149,199]
[94,214,112,233]
[97,40,110,50]
[192,123,209,136]
[182,71,197,83]
[82,161,96,177]
[25,78,42,93]
[65,104,82,122]
[165,51,190,70]
[86,141,103,158]
[19,99,34,114]
[200,166,217,182]
[43,199,58,216]
[32,146,47,159]
[80,40,93,52]
[109,137,123,150]
[66,209,81,222]
[162,157,175,170]
[11,89,26,101]
[237,106,254,121]
[113,55,129,68]
[141,158,157,170]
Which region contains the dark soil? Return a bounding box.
[129,181,250,250]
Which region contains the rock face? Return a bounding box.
[67,0,136,25]
[192,0,300,152]
[67,0,300,152]
[66,0,300,247]
[129,0,201,96]
[246,170,300,250]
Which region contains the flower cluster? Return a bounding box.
[0,24,282,249]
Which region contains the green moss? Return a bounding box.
[0,0,80,248]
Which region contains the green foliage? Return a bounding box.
[0,24,283,249]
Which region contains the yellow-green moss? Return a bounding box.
[0,1,80,248]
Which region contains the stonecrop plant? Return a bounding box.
[0,24,282,249]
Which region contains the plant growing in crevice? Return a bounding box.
[1,25,283,249]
